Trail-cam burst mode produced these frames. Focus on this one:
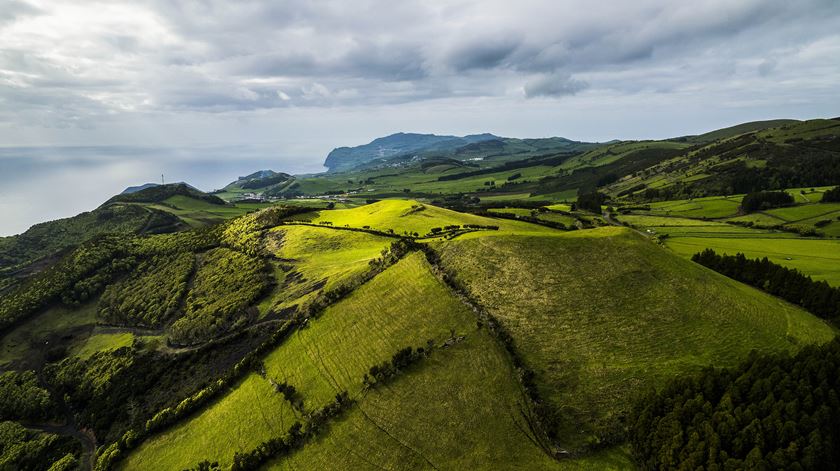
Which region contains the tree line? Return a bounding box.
[692,249,840,323]
[740,191,794,213]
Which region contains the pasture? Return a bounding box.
[437,228,834,451]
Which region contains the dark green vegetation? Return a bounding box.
[169,248,271,345]
[98,253,196,328]
[740,191,795,213]
[823,185,840,202]
[0,203,180,284]
[630,340,840,470]
[692,249,840,323]
[2,117,840,470]
[0,370,57,421]
[0,421,80,471]
[106,183,225,206]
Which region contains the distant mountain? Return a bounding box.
[323,132,501,172]
[106,183,226,206]
[121,183,159,194]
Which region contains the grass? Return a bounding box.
[665,237,840,286]
[123,252,542,469]
[69,332,134,360]
[644,195,743,219]
[487,208,578,227]
[261,251,579,470]
[123,251,584,470]
[142,195,279,227]
[118,374,300,470]
[311,199,556,238]
[437,227,834,451]
[260,253,476,409]
[618,214,800,239]
[260,225,393,313]
[760,202,840,223]
[266,332,566,470]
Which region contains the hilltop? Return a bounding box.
[215,170,295,200]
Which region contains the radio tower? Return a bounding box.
[162,174,165,185]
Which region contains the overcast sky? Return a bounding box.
[1,0,839,235]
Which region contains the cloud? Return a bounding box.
[758,58,778,76]
[0,0,837,136]
[524,73,589,98]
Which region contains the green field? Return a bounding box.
[311,199,554,238]
[643,196,743,219]
[69,332,134,360]
[665,237,840,286]
[618,214,800,239]
[141,195,275,227]
[260,224,393,313]
[266,332,567,470]
[118,373,300,470]
[260,253,477,410]
[488,208,578,227]
[438,227,834,451]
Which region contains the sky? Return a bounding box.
[1,0,840,235]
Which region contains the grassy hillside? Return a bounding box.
[684,119,800,144]
[0,203,180,278]
[605,119,840,201]
[259,224,393,313]
[120,253,562,469]
[437,227,834,451]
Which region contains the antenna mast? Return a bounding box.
[162,174,165,185]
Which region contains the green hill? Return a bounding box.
[0,204,183,285]
[106,183,226,206]
[436,227,834,451]
[215,170,297,200]
[682,119,801,144]
[605,119,840,201]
